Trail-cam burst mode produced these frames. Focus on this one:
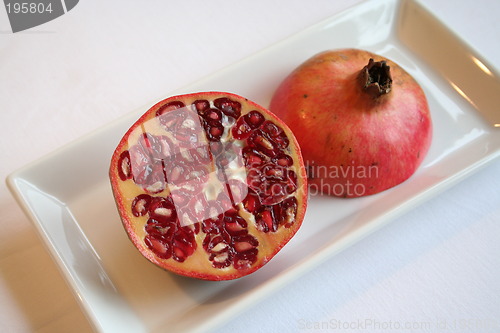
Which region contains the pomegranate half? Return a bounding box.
[110,92,307,280]
[270,48,432,197]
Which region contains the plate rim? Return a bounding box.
[6,0,500,332]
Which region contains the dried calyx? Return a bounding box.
[358,58,392,98]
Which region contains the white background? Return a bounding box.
[1,0,499,332]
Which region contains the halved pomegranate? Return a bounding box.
[110,92,307,280]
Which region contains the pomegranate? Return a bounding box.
[269,48,432,197]
[109,92,307,280]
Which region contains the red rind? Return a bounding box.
[270,49,432,198]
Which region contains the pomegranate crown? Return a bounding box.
[358,58,393,98]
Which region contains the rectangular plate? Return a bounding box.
[7,0,500,332]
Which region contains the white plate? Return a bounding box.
[7,0,500,332]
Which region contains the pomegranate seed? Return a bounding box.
[148,196,177,222]
[261,163,286,180]
[145,221,172,238]
[129,144,151,168]
[226,179,247,204]
[156,101,185,116]
[215,191,233,212]
[154,135,175,160]
[225,221,245,235]
[202,217,220,234]
[173,128,199,145]
[211,242,228,252]
[242,148,266,167]
[232,117,253,140]
[205,108,223,123]
[259,178,293,205]
[233,235,258,252]
[161,228,196,262]
[192,99,210,115]
[191,145,211,164]
[141,163,166,194]
[118,150,132,181]
[248,130,281,157]
[170,187,193,207]
[165,161,187,184]
[254,135,273,150]
[205,234,223,249]
[244,110,264,129]
[225,211,247,225]
[213,251,229,262]
[209,125,223,137]
[261,121,282,137]
[131,160,167,194]
[186,164,209,181]
[233,248,258,269]
[284,170,298,195]
[246,167,264,191]
[173,247,186,262]
[128,149,151,184]
[145,235,171,259]
[214,142,241,169]
[214,97,241,119]
[242,189,261,213]
[272,132,290,150]
[281,197,298,228]
[131,194,152,217]
[212,252,232,268]
[205,122,224,142]
[234,242,252,252]
[256,207,276,233]
[273,154,293,167]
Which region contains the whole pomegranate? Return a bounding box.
[110,92,307,280]
[269,48,432,197]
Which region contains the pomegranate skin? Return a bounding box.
[269,49,432,197]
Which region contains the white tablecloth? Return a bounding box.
[1,1,499,332]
